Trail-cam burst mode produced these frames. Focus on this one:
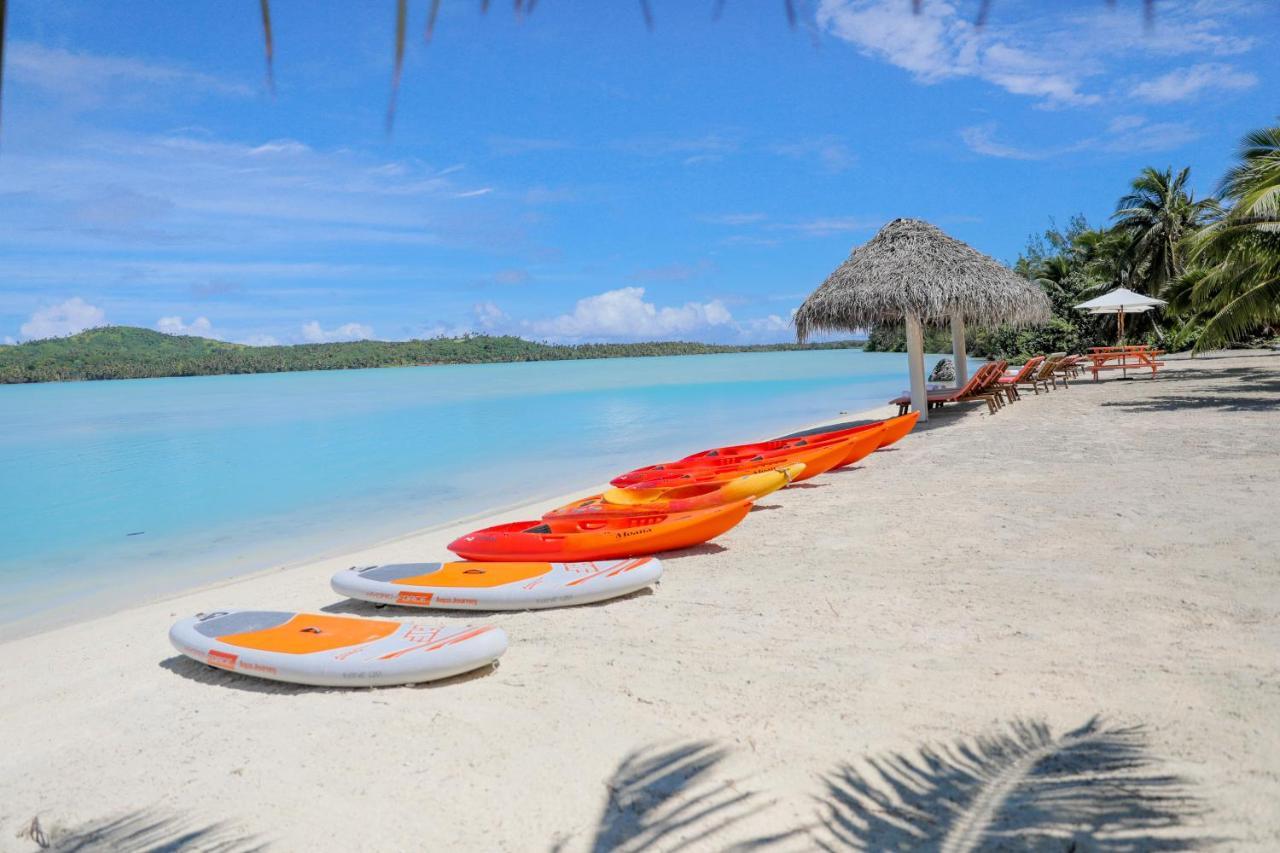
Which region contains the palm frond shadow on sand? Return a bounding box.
[27,809,263,852]
[555,741,795,853]
[815,717,1215,852]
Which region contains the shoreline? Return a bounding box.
[0,402,890,646]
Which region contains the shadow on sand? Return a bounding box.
[560,718,1215,851]
[815,717,1215,851]
[1096,366,1280,414]
[22,809,263,852]
[158,654,499,694]
[658,542,728,561]
[553,741,797,853]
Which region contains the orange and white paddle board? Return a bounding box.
[169,609,507,687]
[331,557,662,610]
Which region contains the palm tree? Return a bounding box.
[1185,124,1280,352]
[1112,167,1217,297]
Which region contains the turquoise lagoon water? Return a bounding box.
[0,349,927,632]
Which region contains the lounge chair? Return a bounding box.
[1054,354,1083,381]
[1015,354,1063,395]
[997,356,1044,400]
[890,361,1005,416]
[973,360,1013,407]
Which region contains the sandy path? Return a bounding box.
[2,354,1278,851]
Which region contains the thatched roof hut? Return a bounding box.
[795,218,1051,420]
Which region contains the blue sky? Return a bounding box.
[0,0,1274,345]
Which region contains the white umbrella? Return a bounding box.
[1075,287,1167,345]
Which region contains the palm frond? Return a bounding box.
[0,0,8,141]
[386,0,407,132]
[815,717,1207,851]
[1194,273,1280,352]
[639,0,655,30]
[258,0,275,93]
[424,0,441,41]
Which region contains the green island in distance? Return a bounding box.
[0,326,867,384]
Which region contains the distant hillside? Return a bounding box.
[0,326,865,384]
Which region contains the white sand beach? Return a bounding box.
[2,353,1279,851]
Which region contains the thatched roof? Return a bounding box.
[794,218,1051,341]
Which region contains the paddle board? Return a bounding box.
[169,609,508,687]
[331,557,662,610]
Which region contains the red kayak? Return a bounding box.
[610,433,856,488]
[687,415,904,460]
[447,500,753,562]
[774,412,919,450]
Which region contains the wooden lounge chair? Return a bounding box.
[974,360,1013,407]
[998,356,1044,399]
[890,361,1005,416]
[1054,354,1084,381]
[1017,354,1063,394]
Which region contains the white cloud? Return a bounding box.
[1132,63,1258,103]
[1071,2,1256,59]
[491,268,532,285]
[530,287,733,341]
[771,217,881,237]
[2,336,16,346]
[816,0,1100,107]
[0,128,498,257]
[816,0,1258,108]
[1098,117,1202,153]
[771,136,857,173]
[157,316,217,338]
[7,42,252,106]
[700,212,768,226]
[19,297,106,340]
[300,321,374,343]
[473,301,508,330]
[959,122,1045,160]
[737,313,794,337]
[960,116,1201,160]
[616,134,740,162]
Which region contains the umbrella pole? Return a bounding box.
[1119,309,1127,378]
[906,314,929,422]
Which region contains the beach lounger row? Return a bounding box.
[890,352,1085,417]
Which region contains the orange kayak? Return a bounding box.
[828,424,886,469]
[611,434,855,488]
[682,420,878,461]
[448,500,753,562]
[545,464,803,521]
[776,412,919,450]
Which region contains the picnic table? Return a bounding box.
[1086,345,1165,380]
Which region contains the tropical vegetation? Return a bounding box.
[866,120,1280,360]
[0,326,865,384]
